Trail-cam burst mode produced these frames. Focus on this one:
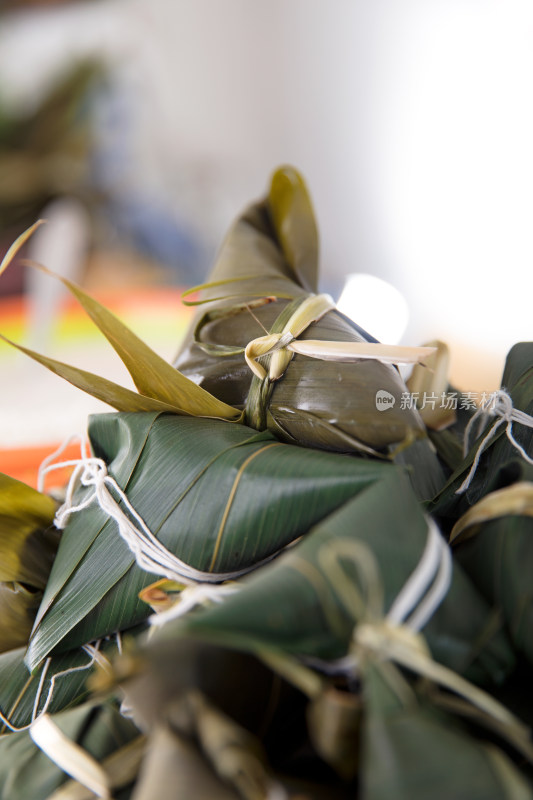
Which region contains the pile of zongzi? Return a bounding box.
[0,167,532,800]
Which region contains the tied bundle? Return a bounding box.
[125,470,528,799]
[175,167,444,497]
[24,412,396,672]
[431,342,533,665]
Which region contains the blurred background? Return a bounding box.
[0,0,532,467]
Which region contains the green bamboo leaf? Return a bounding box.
[166,691,275,800]
[129,724,240,800]
[0,642,122,733]
[501,342,533,390]
[25,264,241,421]
[430,343,533,516]
[268,165,319,293]
[454,511,533,665]
[182,288,303,306]
[122,637,295,739]
[30,413,161,634]
[181,283,299,307]
[0,474,57,588]
[26,413,394,671]
[156,469,515,687]
[174,171,441,481]
[0,333,206,416]
[361,664,533,800]
[0,701,139,800]
[428,345,533,664]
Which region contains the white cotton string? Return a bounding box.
[0,642,101,734]
[456,390,533,494]
[387,519,452,632]
[149,583,240,628]
[42,441,285,586]
[301,520,452,677]
[31,658,51,722]
[150,523,450,641]
[38,434,89,493]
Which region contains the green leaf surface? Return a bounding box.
[157,469,514,685]
[27,413,394,670]
[0,645,105,733]
[268,165,319,293]
[455,513,533,665]
[175,167,442,473]
[430,343,533,519]
[31,413,159,634]
[429,344,533,663]
[0,334,194,416]
[34,266,241,421]
[0,701,139,800]
[361,665,533,800]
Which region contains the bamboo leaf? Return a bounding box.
[28,412,162,641]
[450,482,533,544]
[154,469,514,687]
[30,715,111,799]
[26,413,394,670]
[361,664,533,800]
[430,343,533,516]
[181,276,299,306]
[0,333,209,416]
[174,168,439,474]
[453,512,533,665]
[0,220,45,275]
[428,345,533,664]
[0,474,57,587]
[178,690,276,800]
[0,702,139,800]
[24,263,241,421]
[45,737,145,800]
[268,165,319,293]
[0,641,124,733]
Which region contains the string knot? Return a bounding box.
[488,389,513,420]
[244,294,335,381]
[39,436,290,587]
[54,458,109,529]
[456,389,533,494]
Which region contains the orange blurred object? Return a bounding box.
[0,441,81,490]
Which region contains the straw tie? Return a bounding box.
[244,293,436,381]
[456,389,533,494]
[300,521,533,752]
[307,520,451,677]
[39,438,284,586]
